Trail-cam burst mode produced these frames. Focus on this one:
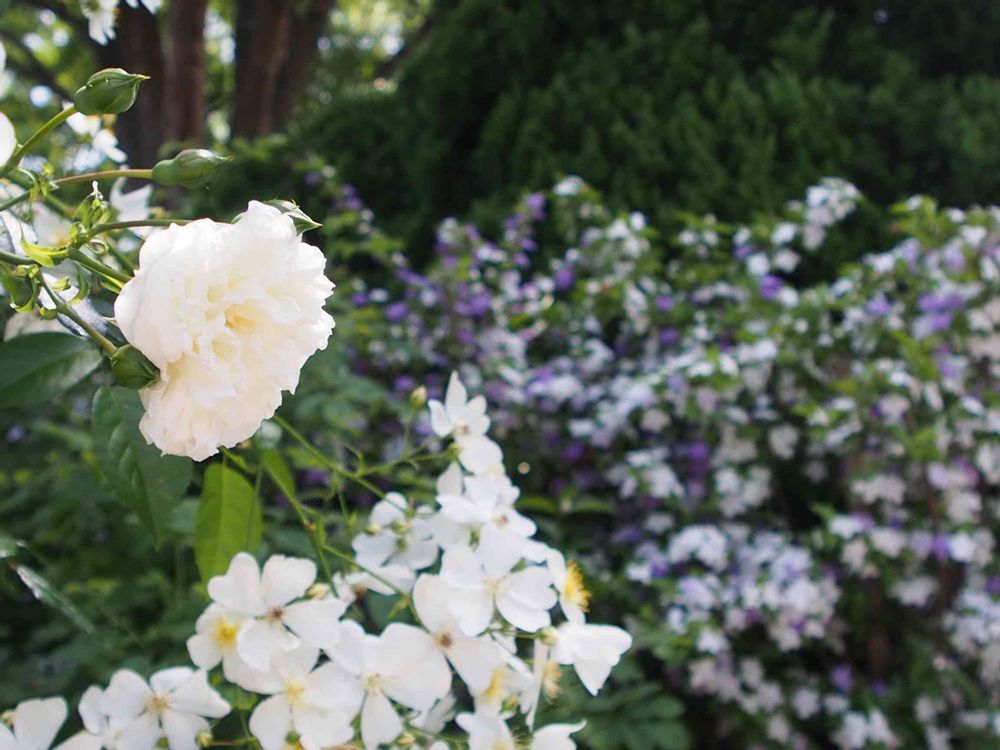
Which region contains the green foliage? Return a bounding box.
[202,0,1000,264]
[0,332,102,408]
[91,387,194,548]
[194,463,263,582]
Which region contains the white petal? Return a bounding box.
[261,555,316,606]
[168,670,230,718]
[14,698,67,750]
[292,705,352,750]
[207,553,265,615]
[428,400,453,437]
[237,619,297,672]
[116,714,161,750]
[361,693,402,750]
[186,631,222,670]
[101,670,152,720]
[386,647,451,711]
[0,113,15,165]
[443,372,468,417]
[161,710,208,750]
[150,667,193,694]
[306,663,364,718]
[53,733,103,750]
[447,636,505,692]
[531,722,586,750]
[0,724,16,750]
[249,696,292,750]
[77,687,105,736]
[457,435,503,474]
[283,599,345,650]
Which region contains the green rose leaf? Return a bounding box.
[0,332,102,409]
[195,462,262,583]
[91,386,193,547]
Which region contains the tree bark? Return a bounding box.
[271,0,335,129]
[232,0,294,138]
[95,7,167,168]
[165,0,211,146]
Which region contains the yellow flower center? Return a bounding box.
[483,666,508,704]
[284,679,307,706]
[563,560,591,612]
[147,691,171,714]
[212,618,239,649]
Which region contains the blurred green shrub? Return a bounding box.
[195,0,1000,268]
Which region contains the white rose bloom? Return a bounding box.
[115,201,335,460]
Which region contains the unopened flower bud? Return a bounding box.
[196,731,213,748]
[2,273,35,310]
[396,733,417,747]
[409,385,427,409]
[111,344,160,390]
[73,69,148,115]
[1,709,13,726]
[307,582,330,599]
[261,199,322,235]
[152,149,229,188]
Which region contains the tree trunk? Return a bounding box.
[232,0,294,138]
[165,0,211,147]
[95,6,167,168]
[271,0,335,129]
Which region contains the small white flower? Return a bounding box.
[550,622,632,696]
[352,493,438,572]
[440,542,556,636]
[100,668,229,750]
[248,647,361,750]
[0,697,100,750]
[82,0,118,44]
[206,553,345,671]
[413,574,506,691]
[428,373,504,473]
[0,112,15,165]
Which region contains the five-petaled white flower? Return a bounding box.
[429,373,504,473]
[247,646,361,750]
[440,541,556,636]
[100,668,229,750]
[352,492,439,572]
[549,622,632,696]
[0,697,100,750]
[206,553,345,671]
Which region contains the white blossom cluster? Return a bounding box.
[342,177,999,748]
[2,374,631,750]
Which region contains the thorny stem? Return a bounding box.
[38,275,117,354]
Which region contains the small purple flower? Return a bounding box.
[658,328,680,346]
[733,244,755,260]
[393,375,417,393]
[513,252,530,268]
[866,296,892,316]
[918,292,965,313]
[655,294,674,311]
[351,291,369,307]
[831,665,853,693]
[930,533,951,561]
[554,266,575,291]
[6,425,25,442]
[384,302,408,322]
[563,441,585,462]
[525,192,546,219]
[759,274,783,301]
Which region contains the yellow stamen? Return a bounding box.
[483,666,508,704]
[563,560,591,612]
[542,661,562,700]
[212,618,239,649]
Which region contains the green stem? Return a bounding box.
[54,168,154,186]
[0,106,77,178]
[287,489,333,582]
[38,276,117,355]
[273,414,385,498]
[67,246,131,285]
[83,218,185,241]
[0,250,33,266]
[0,190,31,213]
